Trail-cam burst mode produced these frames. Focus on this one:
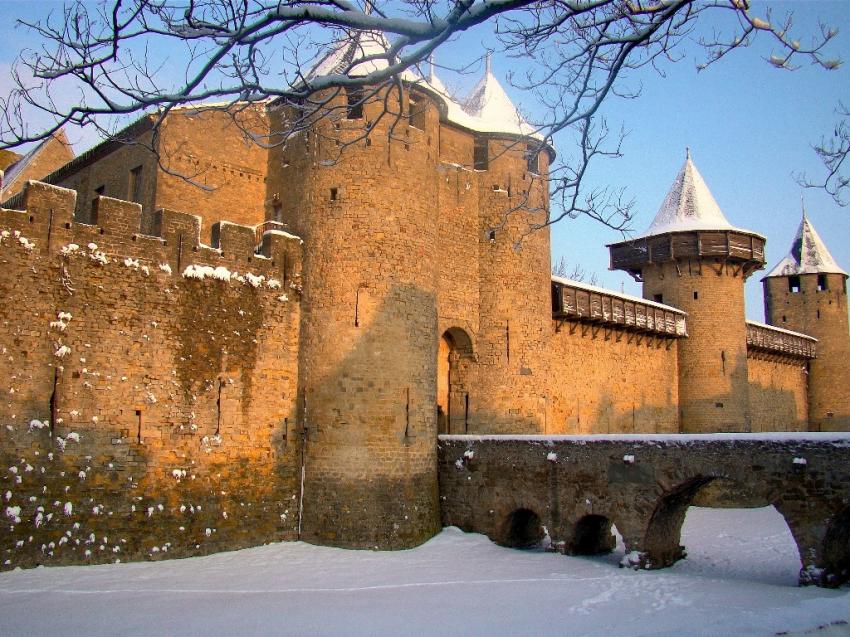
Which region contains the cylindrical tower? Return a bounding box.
[609,152,765,432]
[763,212,850,431]
[266,34,442,548]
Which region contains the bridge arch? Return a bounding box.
[567,514,617,555]
[497,508,545,548]
[820,505,850,587]
[643,475,725,568]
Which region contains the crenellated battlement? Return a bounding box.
[0,180,303,284]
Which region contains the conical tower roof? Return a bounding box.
[307,29,418,82]
[642,150,754,238]
[765,207,847,278]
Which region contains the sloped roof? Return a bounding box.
[641,150,755,238]
[308,31,543,141]
[764,209,847,278]
[307,29,418,83]
[1,129,74,200]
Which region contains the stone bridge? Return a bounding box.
[438,434,850,588]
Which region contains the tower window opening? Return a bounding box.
[788,276,801,293]
[330,187,338,201]
[525,144,540,174]
[817,274,828,291]
[817,309,821,319]
[693,291,699,300]
[408,96,426,130]
[346,88,364,119]
[653,294,663,303]
[128,165,143,203]
[474,137,489,170]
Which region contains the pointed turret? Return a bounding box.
[644,149,746,237]
[765,206,848,278]
[307,29,419,82]
[609,151,767,433]
[763,205,850,431]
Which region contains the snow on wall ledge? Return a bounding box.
[0,180,305,571]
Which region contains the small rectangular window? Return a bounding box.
[408,97,426,130]
[473,137,488,170]
[128,165,143,203]
[789,275,801,293]
[525,144,540,174]
[653,294,663,303]
[817,274,828,291]
[346,88,364,119]
[330,187,338,201]
[693,291,699,300]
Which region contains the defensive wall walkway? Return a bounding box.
[438,433,850,588]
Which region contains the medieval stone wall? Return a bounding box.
[0,182,302,570]
[747,354,809,432]
[547,327,680,434]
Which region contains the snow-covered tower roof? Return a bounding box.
[306,29,418,82]
[764,206,848,278]
[608,150,766,280]
[642,149,752,238]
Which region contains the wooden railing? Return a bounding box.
[746,321,817,359]
[552,277,687,337]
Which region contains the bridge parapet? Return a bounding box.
[438,433,850,587]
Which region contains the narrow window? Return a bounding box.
[525,144,540,174]
[330,187,338,201]
[817,274,828,291]
[408,96,426,130]
[128,165,143,203]
[653,294,663,303]
[473,137,488,170]
[693,291,699,300]
[346,88,364,119]
[788,275,801,293]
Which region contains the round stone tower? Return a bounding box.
[608,152,765,432]
[266,32,443,548]
[762,209,850,431]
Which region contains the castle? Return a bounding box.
[0,31,848,568]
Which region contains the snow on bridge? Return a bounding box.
[438,433,850,587]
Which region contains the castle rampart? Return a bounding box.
[0,181,303,569]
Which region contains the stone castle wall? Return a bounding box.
[547,327,680,434]
[0,182,302,570]
[747,354,809,432]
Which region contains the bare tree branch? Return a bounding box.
[0,0,839,230]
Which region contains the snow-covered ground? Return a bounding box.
[0,507,848,636]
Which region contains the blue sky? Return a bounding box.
[0,1,848,320]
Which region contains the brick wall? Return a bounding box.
[0,182,302,570]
